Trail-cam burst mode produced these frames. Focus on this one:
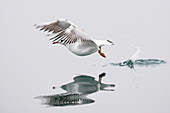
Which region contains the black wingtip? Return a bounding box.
[53,41,59,44]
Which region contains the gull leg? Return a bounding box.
[98,73,106,83]
[98,47,106,58]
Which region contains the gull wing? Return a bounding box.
[35,19,95,45]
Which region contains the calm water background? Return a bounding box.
[0,0,170,113]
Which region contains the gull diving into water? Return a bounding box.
[35,19,114,58]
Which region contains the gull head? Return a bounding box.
[93,39,114,47]
[100,40,114,46]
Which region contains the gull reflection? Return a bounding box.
[35,73,115,107]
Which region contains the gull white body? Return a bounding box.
[66,40,98,56]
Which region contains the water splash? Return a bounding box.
[103,43,166,88]
[35,73,115,107]
[103,43,166,69]
[135,59,166,66]
[105,59,166,69]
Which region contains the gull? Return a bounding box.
[35,19,114,58]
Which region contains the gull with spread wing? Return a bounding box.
[35,19,114,58]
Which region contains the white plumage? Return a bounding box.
[35,19,114,58]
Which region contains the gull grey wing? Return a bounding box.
[35,19,71,33]
[35,19,95,45]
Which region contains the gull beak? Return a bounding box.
[107,40,114,45]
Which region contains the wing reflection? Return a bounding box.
[35,93,94,106]
[35,73,115,107]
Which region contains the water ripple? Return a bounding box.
[104,44,166,69]
[104,59,166,69]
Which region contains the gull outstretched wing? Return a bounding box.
[35,19,95,45]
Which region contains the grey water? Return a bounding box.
[35,73,115,107]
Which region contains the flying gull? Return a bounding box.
[35,19,114,58]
